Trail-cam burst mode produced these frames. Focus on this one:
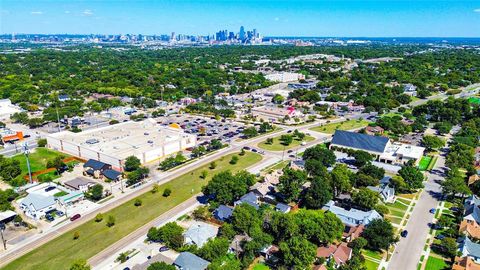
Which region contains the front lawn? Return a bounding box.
[309,119,369,134]
[3,152,262,270]
[257,135,315,151]
[364,259,380,270]
[425,256,449,270]
[418,156,432,171]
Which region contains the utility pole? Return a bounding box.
[0,223,6,250]
[56,106,61,133]
[23,143,33,184]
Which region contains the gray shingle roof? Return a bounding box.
[214,205,233,221]
[461,237,480,258]
[103,169,122,180]
[184,222,218,248]
[174,252,209,270]
[323,200,382,226]
[83,159,109,171]
[331,130,389,154]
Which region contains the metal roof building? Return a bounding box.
[331,130,390,155]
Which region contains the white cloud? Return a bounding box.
[30,11,43,15]
[82,9,93,16]
[474,8,480,13]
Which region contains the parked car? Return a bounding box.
[45,215,54,222]
[70,214,81,221]
[401,230,408,237]
[159,246,169,252]
[56,211,65,216]
[436,234,446,240]
[429,208,436,214]
[287,150,293,153]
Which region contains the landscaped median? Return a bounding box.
[2,152,262,270]
[257,134,315,151]
[309,119,370,134]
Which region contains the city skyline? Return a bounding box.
[1,0,480,37]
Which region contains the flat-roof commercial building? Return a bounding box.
[47,119,197,170]
[330,130,425,166]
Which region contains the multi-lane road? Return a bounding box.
[0,118,336,268]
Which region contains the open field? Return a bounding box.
[309,119,369,134]
[253,263,271,270]
[11,148,68,173]
[425,256,449,270]
[3,152,262,270]
[257,135,315,151]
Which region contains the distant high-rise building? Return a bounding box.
[239,26,245,41]
[170,32,176,41]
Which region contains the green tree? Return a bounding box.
[331,164,352,196]
[147,262,176,270]
[106,215,116,227]
[304,176,333,209]
[303,145,336,167]
[421,135,445,151]
[441,169,471,198]
[280,134,293,146]
[231,203,262,235]
[352,150,373,167]
[230,155,239,165]
[69,260,91,270]
[37,138,47,147]
[363,219,398,251]
[157,222,184,249]
[88,184,104,201]
[278,167,308,203]
[124,156,141,172]
[242,127,258,138]
[352,188,379,210]
[398,163,424,190]
[440,237,458,259]
[279,237,316,269]
[202,170,255,204]
[197,237,230,261]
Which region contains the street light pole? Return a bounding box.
[23,143,33,184]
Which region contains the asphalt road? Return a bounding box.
[0,118,333,268]
[387,155,445,270]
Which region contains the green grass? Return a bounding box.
[426,156,438,171]
[364,259,380,270]
[362,249,383,260]
[468,97,480,105]
[424,256,448,270]
[3,152,262,270]
[263,160,289,172]
[385,215,403,225]
[257,135,315,151]
[310,119,370,134]
[253,263,271,270]
[11,148,68,173]
[419,156,433,171]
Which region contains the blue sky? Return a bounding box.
[1,0,479,37]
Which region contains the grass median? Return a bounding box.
[309,119,369,134]
[257,135,315,151]
[3,152,262,270]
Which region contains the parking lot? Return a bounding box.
[154,114,246,145]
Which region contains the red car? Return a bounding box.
[70,214,81,221]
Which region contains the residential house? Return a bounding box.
[459,237,480,262]
[183,221,218,248]
[234,192,260,209]
[367,184,395,203]
[453,256,480,270]
[316,242,353,268]
[323,200,382,226]
[103,169,122,182]
[464,195,480,226]
[83,159,112,178]
[343,224,365,242]
[260,245,280,263]
[64,177,96,192]
[275,203,291,213]
[19,183,83,220]
[229,234,252,255]
[403,84,418,96]
[460,220,480,240]
[365,126,385,136]
[173,252,210,270]
[58,94,70,102]
[213,205,233,222]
